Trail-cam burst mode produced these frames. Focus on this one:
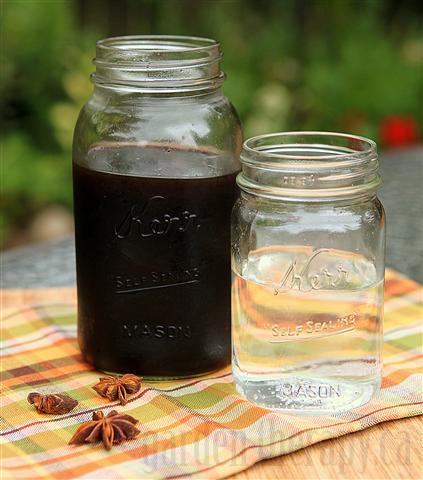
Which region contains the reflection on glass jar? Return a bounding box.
[231,132,385,413]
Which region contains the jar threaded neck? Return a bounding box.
[238,132,380,201]
[93,35,224,93]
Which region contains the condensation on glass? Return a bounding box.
[231,132,385,413]
[72,36,242,378]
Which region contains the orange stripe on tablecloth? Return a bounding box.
[384,269,420,285]
[0,324,76,350]
[4,401,422,480]
[2,361,93,388]
[2,350,82,379]
[4,398,253,471]
[2,366,94,392]
[2,349,82,379]
[1,305,48,322]
[195,402,266,430]
[384,276,421,299]
[4,365,418,440]
[49,426,228,479]
[1,303,75,324]
[0,372,233,436]
[385,353,423,366]
[381,368,423,388]
[7,410,278,480]
[164,401,423,480]
[7,401,265,465]
[0,336,78,359]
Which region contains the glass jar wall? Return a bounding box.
[73,36,242,378]
[231,132,385,413]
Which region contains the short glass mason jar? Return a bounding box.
[231,132,385,413]
[73,36,242,378]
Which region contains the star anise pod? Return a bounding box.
[69,410,140,450]
[92,374,141,405]
[27,392,78,414]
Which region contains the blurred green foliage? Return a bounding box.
[1,0,422,245]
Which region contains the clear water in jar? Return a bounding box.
[232,246,383,414]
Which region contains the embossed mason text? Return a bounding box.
[278,383,342,399]
[122,323,192,340]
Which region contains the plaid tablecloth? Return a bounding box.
[1,269,422,479]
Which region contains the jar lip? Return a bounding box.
[95,35,222,67]
[96,35,220,53]
[243,131,376,162]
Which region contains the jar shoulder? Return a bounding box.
[231,196,385,280]
[232,196,386,242]
[73,91,242,161]
[236,195,384,221]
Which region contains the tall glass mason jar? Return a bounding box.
[231,132,385,413]
[73,36,242,378]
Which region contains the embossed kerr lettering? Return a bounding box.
[274,248,350,293]
[115,195,200,239]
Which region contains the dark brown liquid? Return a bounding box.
[73,145,239,377]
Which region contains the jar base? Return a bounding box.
[99,368,225,382]
[233,372,381,415]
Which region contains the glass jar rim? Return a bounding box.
[96,35,220,52]
[95,35,222,66]
[243,131,376,162]
[238,131,380,201]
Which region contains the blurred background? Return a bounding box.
[1,0,422,250]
